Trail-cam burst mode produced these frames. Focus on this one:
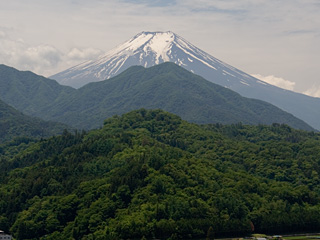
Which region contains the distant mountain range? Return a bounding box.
[50,31,320,130]
[0,63,313,131]
[0,98,70,143]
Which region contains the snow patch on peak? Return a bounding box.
[145,32,174,63]
[89,31,176,66]
[110,32,153,55]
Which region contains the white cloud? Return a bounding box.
[251,74,296,91]
[303,86,320,98]
[16,45,62,73]
[0,32,62,76]
[66,47,102,62]
[0,29,103,76]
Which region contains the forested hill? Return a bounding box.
[42,62,314,130]
[0,63,314,131]
[0,64,75,116]
[0,109,319,240]
[0,99,71,143]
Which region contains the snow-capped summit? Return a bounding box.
[51,31,257,89]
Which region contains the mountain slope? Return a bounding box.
[51,31,320,130]
[0,63,313,131]
[1,109,320,239]
[46,63,313,130]
[0,64,75,116]
[0,99,70,143]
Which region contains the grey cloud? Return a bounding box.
[303,86,320,98]
[190,6,246,15]
[121,0,176,7]
[11,45,62,76]
[67,47,102,61]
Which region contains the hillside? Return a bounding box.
[0,109,319,239]
[0,63,314,131]
[0,64,75,116]
[0,99,71,143]
[45,62,313,130]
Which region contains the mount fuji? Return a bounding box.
[51,31,320,130]
[52,31,257,89]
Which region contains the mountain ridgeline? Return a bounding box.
[0,63,314,131]
[50,31,320,131]
[0,64,75,116]
[0,109,320,239]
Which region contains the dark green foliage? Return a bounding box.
[0,109,319,239]
[207,226,215,240]
[0,63,313,130]
[0,64,75,116]
[0,99,71,143]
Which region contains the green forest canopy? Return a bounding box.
[0,109,319,240]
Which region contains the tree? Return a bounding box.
[206,226,214,240]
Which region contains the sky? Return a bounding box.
[0,0,319,97]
